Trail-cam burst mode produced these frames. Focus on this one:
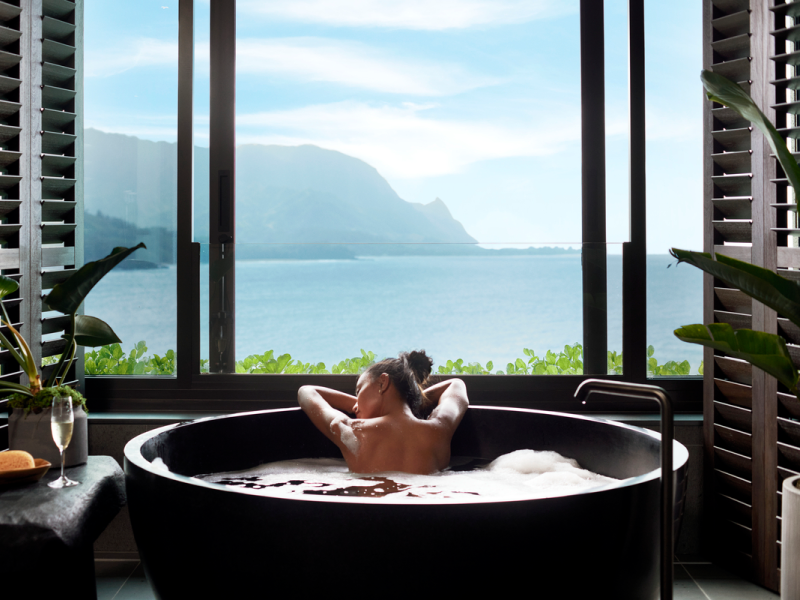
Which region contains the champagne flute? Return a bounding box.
[48,395,79,488]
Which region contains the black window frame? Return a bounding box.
[83,0,704,414]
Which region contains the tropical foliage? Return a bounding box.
[670,70,800,397]
[0,244,144,409]
[71,341,701,377]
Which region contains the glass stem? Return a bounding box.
[60,448,65,481]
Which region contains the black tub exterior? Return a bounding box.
[124,406,689,599]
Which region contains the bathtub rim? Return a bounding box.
[123,404,689,506]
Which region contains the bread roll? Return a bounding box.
[0,450,35,470]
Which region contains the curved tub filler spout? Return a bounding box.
[574,379,674,600]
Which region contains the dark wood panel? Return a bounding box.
[716,287,753,313]
[716,492,753,528]
[778,392,800,419]
[715,400,753,433]
[715,309,752,329]
[716,378,753,409]
[715,422,754,456]
[778,318,800,344]
[778,417,800,446]
[777,442,800,473]
[715,468,754,503]
[714,244,751,261]
[716,445,753,479]
[41,246,74,268]
[778,246,800,268]
[716,355,753,385]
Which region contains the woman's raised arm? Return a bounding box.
[425,378,469,430]
[297,386,359,453]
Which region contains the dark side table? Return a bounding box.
[0,456,126,600]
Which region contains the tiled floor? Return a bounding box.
[95,558,780,599]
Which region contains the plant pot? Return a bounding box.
[782,475,800,599]
[8,405,88,467]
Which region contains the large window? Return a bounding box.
[83,0,703,411]
[82,0,178,376]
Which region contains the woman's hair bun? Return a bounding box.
[404,350,433,384]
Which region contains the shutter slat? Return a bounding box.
[715,355,753,386]
[716,287,753,313]
[42,16,74,44]
[41,267,75,290]
[0,2,21,22]
[42,39,74,66]
[712,173,753,195]
[0,24,21,48]
[714,219,753,242]
[40,222,75,244]
[0,199,19,216]
[713,197,752,218]
[716,378,753,409]
[0,48,18,72]
[713,150,753,172]
[41,246,74,268]
[40,130,75,154]
[41,199,75,222]
[0,74,20,95]
[713,126,752,151]
[42,0,75,21]
[0,98,21,117]
[713,10,751,38]
[0,149,20,166]
[711,32,751,60]
[42,62,74,88]
[0,174,22,189]
[42,84,74,111]
[41,108,75,132]
[712,56,751,80]
[40,176,75,193]
[0,247,19,269]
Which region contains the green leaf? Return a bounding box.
[486,361,493,371]
[69,315,122,347]
[675,323,798,392]
[44,243,146,315]
[671,248,800,329]
[701,70,800,196]
[0,275,18,300]
[647,345,654,358]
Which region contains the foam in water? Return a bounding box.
[195,449,618,501]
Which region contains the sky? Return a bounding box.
[84,0,703,254]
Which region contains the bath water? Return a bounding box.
[193,449,618,501]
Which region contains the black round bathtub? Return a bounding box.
[124,406,689,599]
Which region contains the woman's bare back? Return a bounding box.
[299,378,468,475]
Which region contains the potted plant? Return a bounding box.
[0,243,144,466]
[672,70,800,598]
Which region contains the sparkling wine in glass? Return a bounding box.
[48,395,79,488]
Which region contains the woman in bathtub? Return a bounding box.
[298,350,469,475]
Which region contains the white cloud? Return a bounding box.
[236,100,580,179]
[234,38,497,95]
[238,0,575,30]
[85,38,178,78]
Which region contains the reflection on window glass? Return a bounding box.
[81,1,177,375]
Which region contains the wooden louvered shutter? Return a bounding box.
[0,0,24,450]
[36,0,82,387]
[0,0,82,451]
[771,0,800,592]
[704,0,800,592]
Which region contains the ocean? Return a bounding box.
[83,253,703,373]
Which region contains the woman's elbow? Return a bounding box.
[297,385,316,408]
